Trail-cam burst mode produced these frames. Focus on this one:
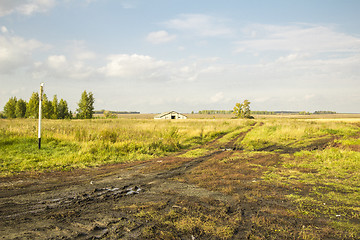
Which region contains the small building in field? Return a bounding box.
[154,111,188,120]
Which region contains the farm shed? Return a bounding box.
[154,111,188,120]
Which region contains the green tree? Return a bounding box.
[233,99,252,119]
[77,91,87,119]
[87,92,95,119]
[233,102,243,118]
[26,92,39,118]
[15,99,27,118]
[104,110,116,118]
[51,95,58,119]
[4,97,17,118]
[77,90,95,119]
[42,94,54,119]
[242,99,251,118]
[58,99,71,119]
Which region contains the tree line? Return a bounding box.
[195,100,254,119]
[197,109,274,115]
[313,111,336,114]
[2,90,94,119]
[196,110,337,115]
[197,110,233,114]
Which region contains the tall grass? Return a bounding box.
[0,118,250,175]
[256,119,360,239]
[240,119,359,150]
[175,118,360,238]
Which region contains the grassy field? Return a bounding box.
[1,116,359,239]
[164,118,359,239]
[0,118,251,175]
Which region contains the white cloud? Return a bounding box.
[0,0,56,17]
[236,24,360,54]
[211,92,224,103]
[47,55,67,70]
[97,54,225,84]
[304,94,315,100]
[0,34,45,73]
[165,14,233,37]
[33,54,96,80]
[253,97,270,103]
[276,53,306,63]
[146,30,176,44]
[66,40,96,60]
[99,54,167,79]
[120,0,138,9]
[29,40,98,80]
[75,51,96,60]
[1,26,8,33]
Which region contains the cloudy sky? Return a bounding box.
[1,0,359,113]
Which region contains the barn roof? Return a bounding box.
[154,111,187,119]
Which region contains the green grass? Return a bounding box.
[239,119,359,151]
[263,145,360,237]
[117,198,240,239]
[178,148,211,158]
[1,117,360,238]
[0,118,248,176]
[175,118,360,239]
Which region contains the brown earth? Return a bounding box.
[0,127,345,239]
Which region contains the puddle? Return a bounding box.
[126,186,141,195]
[221,148,234,151]
[93,186,142,197]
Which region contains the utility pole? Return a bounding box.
[38,83,44,149]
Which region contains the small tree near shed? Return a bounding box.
[233,99,253,119]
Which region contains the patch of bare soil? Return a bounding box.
[0,124,340,239]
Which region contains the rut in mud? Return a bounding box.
[0,122,342,239]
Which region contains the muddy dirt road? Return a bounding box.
[0,128,338,239]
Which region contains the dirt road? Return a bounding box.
[0,127,337,239]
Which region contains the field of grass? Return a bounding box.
[175,118,360,239]
[0,118,250,176]
[1,117,359,238]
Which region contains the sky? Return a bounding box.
[1,0,360,113]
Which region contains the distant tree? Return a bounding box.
[242,100,251,118]
[198,110,233,114]
[77,90,95,119]
[42,94,54,119]
[58,99,71,119]
[4,97,17,118]
[6,91,74,119]
[15,99,27,118]
[104,110,116,118]
[77,91,87,119]
[51,95,58,119]
[26,92,39,118]
[251,111,275,115]
[233,102,243,118]
[313,111,336,114]
[87,92,95,119]
[233,99,253,119]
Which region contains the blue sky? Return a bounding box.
[1,0,359,113]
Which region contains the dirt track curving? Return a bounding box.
[0,124,339,239]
